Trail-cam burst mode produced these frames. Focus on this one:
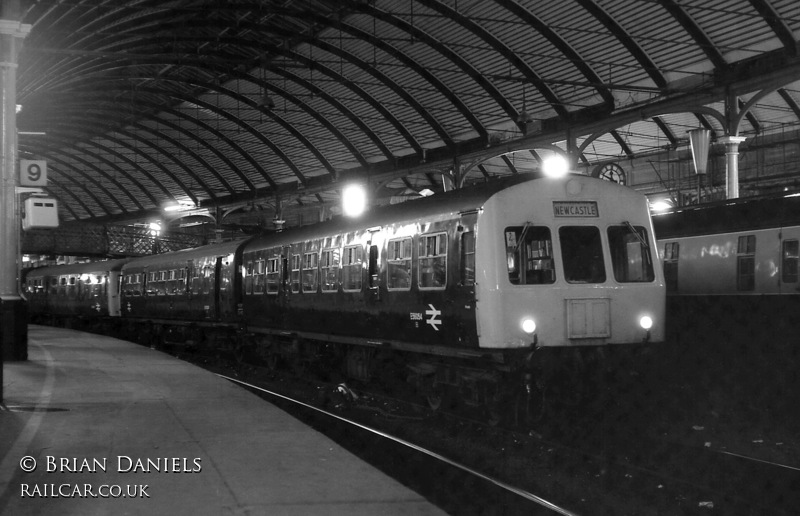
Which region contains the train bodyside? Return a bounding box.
[652,195,800,297]
[239,181,504,355]
[24,258,131,325]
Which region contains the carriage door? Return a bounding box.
[279,245,291,309]
[781,235,799,293]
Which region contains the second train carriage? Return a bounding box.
[118,239,247,345]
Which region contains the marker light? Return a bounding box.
[542,155,569,178]
[342,184,367,218]
[639,316,653,330]
[521,318,537,334]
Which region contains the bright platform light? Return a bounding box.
[342,184,367,217]
[639,316,653,330]
[542,155,569,178]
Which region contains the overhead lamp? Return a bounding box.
[650,199,673,212]
[342,184,367,218]
[542,155,569,178]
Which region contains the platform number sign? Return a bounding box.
[20,160,47,186]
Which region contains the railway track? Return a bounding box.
[217,373,579,516]
[172,345,800,515]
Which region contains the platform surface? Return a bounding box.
[0,325,448,516]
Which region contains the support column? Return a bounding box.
[718,135,747,199]
[0,0,31,402]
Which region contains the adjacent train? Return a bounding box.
[652,193,800,340]
[24,173,665,418]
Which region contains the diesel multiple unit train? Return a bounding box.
[24,173,665,418]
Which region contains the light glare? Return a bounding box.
[521,318,536,334]
[542,155,569,178]
[342,184,367,217]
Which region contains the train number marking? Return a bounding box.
[425,304,441,331]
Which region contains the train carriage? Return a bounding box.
[119,239,247,346]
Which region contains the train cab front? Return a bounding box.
[474,175,667,356]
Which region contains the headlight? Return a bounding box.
[521,318,536,334]
[639,316,653,330]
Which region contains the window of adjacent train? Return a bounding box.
[663,242,679,292]
[419,233,447,289]
[782,240,798,283]
[290,254,301,293]
[607,225,655,282]
[559,227,605,284]
[737,235,756,291]
[342,245,363,291]
[505,225,555,285]
[387,238,412,290]
[460,232,475,286]
[302,252,319,292]
[266,257,280,294]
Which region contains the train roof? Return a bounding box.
[244,172,560,249]
[120,238,249,270]
[652,194,800,239]
[25,258,132,278]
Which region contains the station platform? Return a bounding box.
[0,325,448,516]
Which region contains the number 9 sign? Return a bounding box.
[19,160,47,186]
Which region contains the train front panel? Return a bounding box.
[474,175,666,350]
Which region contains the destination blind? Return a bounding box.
[552,201,599,217]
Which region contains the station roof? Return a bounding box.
[14,0,800,232]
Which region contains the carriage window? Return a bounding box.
[559,226,605,283]
[290,254,301,293]
[265,257,280,294]
[419,233,447,289]
[342,245,363,291]
[254,259,267,294]
[737,235,756,291]
[783,240,799,283]
[460,232,475,286]
[607,225,655,283]
[505,225,555,285]
[302,252,319,292]
[387,238,412,290]
[662,241,679,292]
[320,248,340,292]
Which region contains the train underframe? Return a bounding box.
[31,313,654,426]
